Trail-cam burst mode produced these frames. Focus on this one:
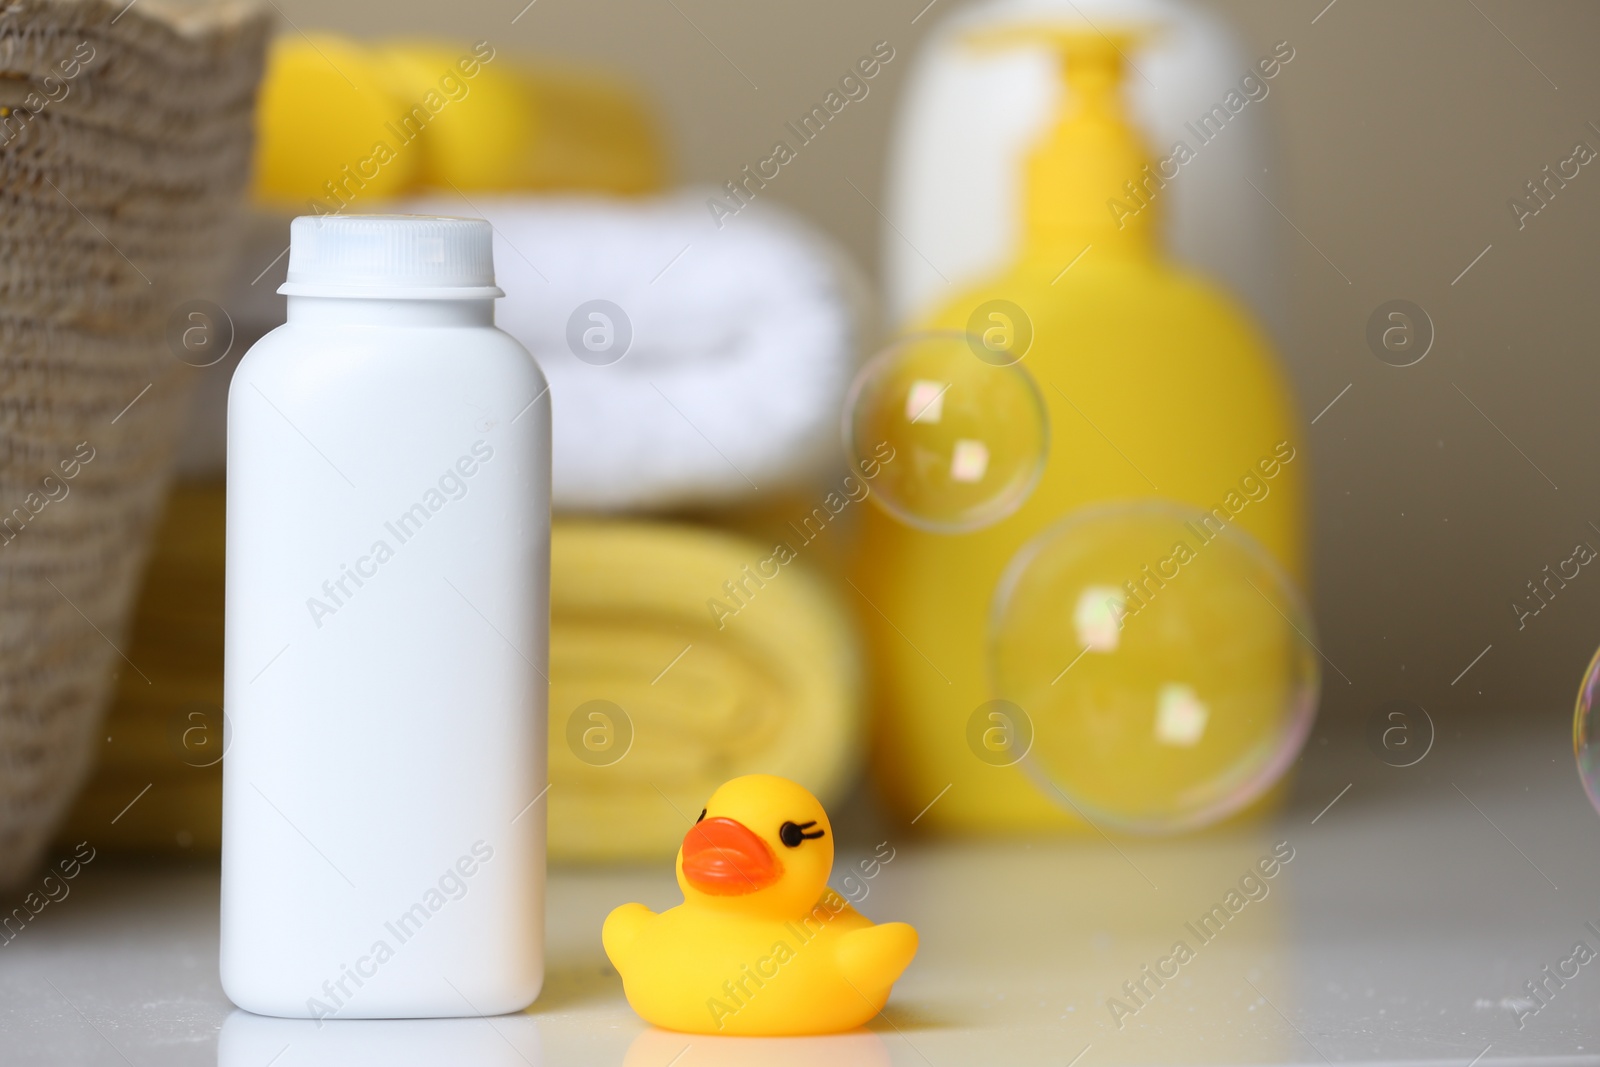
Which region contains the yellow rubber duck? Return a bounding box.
[603,775,918,1035]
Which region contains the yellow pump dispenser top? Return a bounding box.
[968,26,1158,259]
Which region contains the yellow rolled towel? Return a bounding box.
[59,502,862,864]
[549,520,861,862]
[55,483,227,854]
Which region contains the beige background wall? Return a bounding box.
[277,0,1600,738]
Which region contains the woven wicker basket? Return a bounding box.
[0,0,268,887]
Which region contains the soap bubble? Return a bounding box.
[990,501,1319,833]
[1574,648,1600,815]
[843,331,1048,533]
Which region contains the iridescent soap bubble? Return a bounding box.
[990,501,1319,833]
[1574,647,1600,814]
[842,331,1048,533]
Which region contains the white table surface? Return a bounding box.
[4,722,1598,1067]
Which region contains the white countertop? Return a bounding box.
[4,724,1597,1066]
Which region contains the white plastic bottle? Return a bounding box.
[221,215,548,1019]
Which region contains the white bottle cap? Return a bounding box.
[278,214,505,299]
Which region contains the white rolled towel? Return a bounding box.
[399,192,869,512]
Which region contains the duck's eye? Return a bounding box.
[779,820,825,847]
[697,808,706,823]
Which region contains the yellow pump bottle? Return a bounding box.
[856,27,1308,832]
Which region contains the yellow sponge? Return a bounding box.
[252,35,666,211]
[252,35,421,206]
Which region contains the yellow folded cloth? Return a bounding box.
[55,483,226,853]
[252,35,667,210]
[58,498,862,864]
[549,521,861,862]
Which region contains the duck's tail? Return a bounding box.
[835,920,919,1002]
[601,902,656,970]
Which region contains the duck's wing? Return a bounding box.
[834,920,919,995]
[601,902,657,969]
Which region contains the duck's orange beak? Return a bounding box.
[680,817,782,895]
